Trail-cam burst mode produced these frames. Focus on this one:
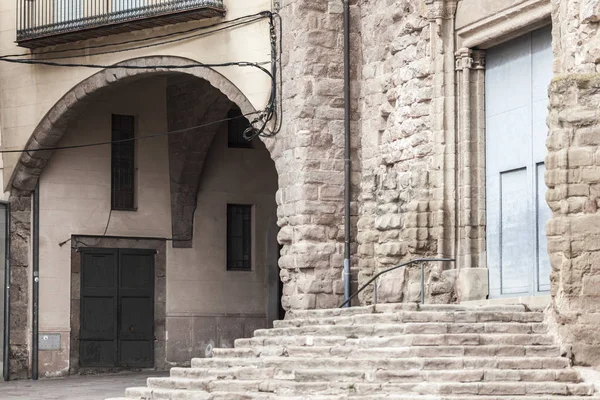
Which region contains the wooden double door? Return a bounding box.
[80,249,155,368]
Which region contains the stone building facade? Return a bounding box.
[1,0,600,380]
[278,0,600,367]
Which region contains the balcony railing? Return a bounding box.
[17,0,225,48]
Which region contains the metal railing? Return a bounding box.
[17,0,225,42]
[339,258,455,308]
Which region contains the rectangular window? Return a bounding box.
[227,204,252,271]
[111,115,136,211]
[227,107,253,149]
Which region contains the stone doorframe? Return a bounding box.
[452,0,552,301]
[69,236,167,375]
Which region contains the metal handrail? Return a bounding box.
[339,258,455,308]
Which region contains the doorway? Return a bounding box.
[485,26,553,298]
[79,248,155,368]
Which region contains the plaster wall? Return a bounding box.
[0,0,274,189]
[36,76,277,375]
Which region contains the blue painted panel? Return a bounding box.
[500,168,532,295]
[537,163,552,292]
[486,26,552,298]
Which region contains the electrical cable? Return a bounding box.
[1,11,281,142]
[15,15,269,62]
[0,110,262,154]
[2,11,272,59]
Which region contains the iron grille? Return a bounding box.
[227,204,252,271]
[16,0,225,45]
[111,114,135,211]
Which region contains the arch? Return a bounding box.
[10,56,261,194]
[5,56,282,378]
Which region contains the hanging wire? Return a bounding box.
[0,110,262,154]
[4,11,271,59]
[0,11,282,141]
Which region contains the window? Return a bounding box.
[227,204,252,271]
[227,107,252,149]
[111,115,136,211]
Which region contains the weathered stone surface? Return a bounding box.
[117,304,592,399]
[547,74,600,367]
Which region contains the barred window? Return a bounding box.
[227,107,252,149]
[227,204,252,271]
[111,115,135,211]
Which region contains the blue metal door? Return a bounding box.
[486,26,553,298]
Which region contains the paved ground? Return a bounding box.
[0,371,168,400]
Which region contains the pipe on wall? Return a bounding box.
[2,200,10,382]
[343,0,352,307]
[32,185,39,380]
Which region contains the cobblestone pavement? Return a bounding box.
[0,371,168,400]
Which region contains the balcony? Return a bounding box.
[17,0,225,49]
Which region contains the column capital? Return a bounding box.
[455,48,473,71]
[425,0,457,20]
[472,49,486,70]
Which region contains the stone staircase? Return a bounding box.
[109,303,599,399]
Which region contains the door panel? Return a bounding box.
[486,26,552,298]
[80,250,118,367]
[118,250,154,367]
[500,168,532,295]
[80,249,154,368]
[536,163,552,291]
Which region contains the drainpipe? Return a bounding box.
[2,200,10,382]
[343,0,352,307]
[32,184,39,380]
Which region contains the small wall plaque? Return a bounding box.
[39,333,61,351]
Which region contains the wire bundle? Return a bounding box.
[0,10,283,153]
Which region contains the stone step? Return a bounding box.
[168,367,581,383]
[257,322,547,337]
[212,345,562,359]
[138,379,596,396]
[285,304,532,321]
[120,388,600,400]
[234,333,555,348]
[277,310,545,328]
[191,356,571,370]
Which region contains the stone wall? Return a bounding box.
[275,0,358,310]
[547,0,600,367]
[356,0,456,305]
[547,74,600,367]
[8,194,31,379]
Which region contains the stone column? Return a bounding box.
[8,194,31,379]
[274,0,354,310]
[453,48,488,302]
[547,0,600,366]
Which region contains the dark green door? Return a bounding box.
[80,249,154,368]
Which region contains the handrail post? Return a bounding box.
[420,263,425,305]
[338,258,454,308]
[373,278,377,305]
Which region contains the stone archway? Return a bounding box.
[6,56,273,378]
[10,56,258,193]
[6,51,348,378]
